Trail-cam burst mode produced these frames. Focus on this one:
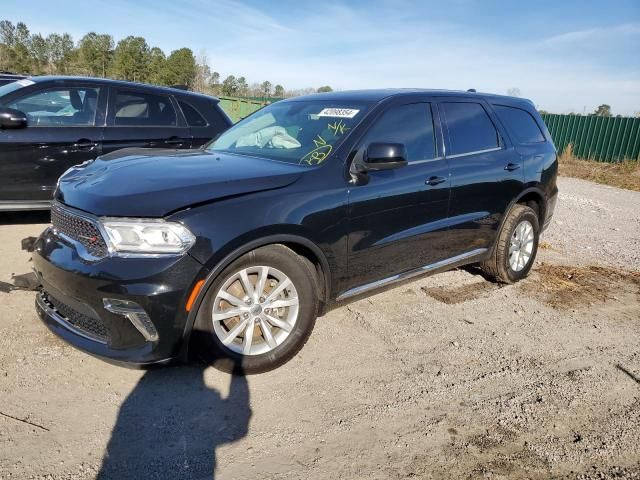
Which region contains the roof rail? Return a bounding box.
[467,88,476,92]
[171,84,189,91]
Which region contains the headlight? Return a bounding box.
[100,219,196,256]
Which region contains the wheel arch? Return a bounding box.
[491,187,546,254]
[179,234,332,360]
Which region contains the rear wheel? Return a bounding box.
[193,244,318,374]
[480,204,539,284]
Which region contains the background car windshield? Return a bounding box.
[208,101,369,166]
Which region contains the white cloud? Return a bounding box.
[197,4,640,115]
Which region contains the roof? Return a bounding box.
[28,76,219,101]
[286,88,534,108]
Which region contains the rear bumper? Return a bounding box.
[32,227,206,367]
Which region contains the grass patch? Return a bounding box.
[558,144,640,192]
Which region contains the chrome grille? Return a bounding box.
[51,203,108,258]
[41,291,109,343]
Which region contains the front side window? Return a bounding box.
[442,102,499,156]
[114,90,176,126]
[7,87,100,127]
[208,101,370,166]
[493,105,545,144]
[360,103,436,162]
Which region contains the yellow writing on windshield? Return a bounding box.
[328,119,350,136]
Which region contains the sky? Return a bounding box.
[2,0,639,115]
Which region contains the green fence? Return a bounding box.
[541,114,640,162]
[218,96,268,123]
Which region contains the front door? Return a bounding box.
[346,101,451,291]
[0,84,105,202]
[102,88,191,154]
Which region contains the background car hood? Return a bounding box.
[55,148,307,217]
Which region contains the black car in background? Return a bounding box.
[32,89,558,374]
[0,72,27,86]
[0,76,232,211]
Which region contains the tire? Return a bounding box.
[480,204,539,284]
[192,244,319,374]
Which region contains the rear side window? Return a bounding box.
[442,102,499,156]
[179,100,208,127]
[113,90,176,126]
[361,103,436,162]
[493,105,545,143]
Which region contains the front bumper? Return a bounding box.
[33,227,206,367]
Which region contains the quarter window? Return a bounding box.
[361,103,436,162]
[442,102,499,156]
[114,90,176,126]
[493,105,545,143]
[179,100,208,127]
[8,87,100,127]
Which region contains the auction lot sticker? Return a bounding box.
[317,108,360,118]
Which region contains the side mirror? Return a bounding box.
[0,107,28,129]
[362,142,408,171]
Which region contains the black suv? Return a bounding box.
[0,76,232,211]
[32,89,558,373]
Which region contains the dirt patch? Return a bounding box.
[522,262,640,309]
[422,280,502,304]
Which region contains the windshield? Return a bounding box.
[0,79,34,103]
[208,100,370,166]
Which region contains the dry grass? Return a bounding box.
[522,262,640,309]
[558,144,640,192]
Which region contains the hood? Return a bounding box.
[56,148,306,217]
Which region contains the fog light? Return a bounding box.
[103,298,159,342]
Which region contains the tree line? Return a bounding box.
[0,20,333,99]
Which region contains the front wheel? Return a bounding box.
[480,204,540,284]
[192,244,319,374]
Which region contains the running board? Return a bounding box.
[336,248,487,301]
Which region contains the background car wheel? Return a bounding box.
[480,204,540,284]
[192,244,319,374]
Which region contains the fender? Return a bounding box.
[178,234,332,360]
[490,186,547,254]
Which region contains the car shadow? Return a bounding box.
[97,362,251,480]
[0,210,50,225]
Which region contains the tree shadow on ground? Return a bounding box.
[97,363,251,480]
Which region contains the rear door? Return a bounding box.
[0,81,106,202]
[439,99,524,253]
[346,99,451,290]
[102,87,191,153]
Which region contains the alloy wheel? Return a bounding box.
[509,220,535,272]
[211,266,299,356]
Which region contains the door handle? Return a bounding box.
[165,137,185,146]
[504,163,521,171]
[73,139,96,150]
[426,176,447,186]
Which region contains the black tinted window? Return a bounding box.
[179,100,207,127]
[442,102,499,156]
[114,90,176,126]
[494,105,545,143]
[362,103,436,162]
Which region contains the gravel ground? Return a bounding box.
[0,176,639,480]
